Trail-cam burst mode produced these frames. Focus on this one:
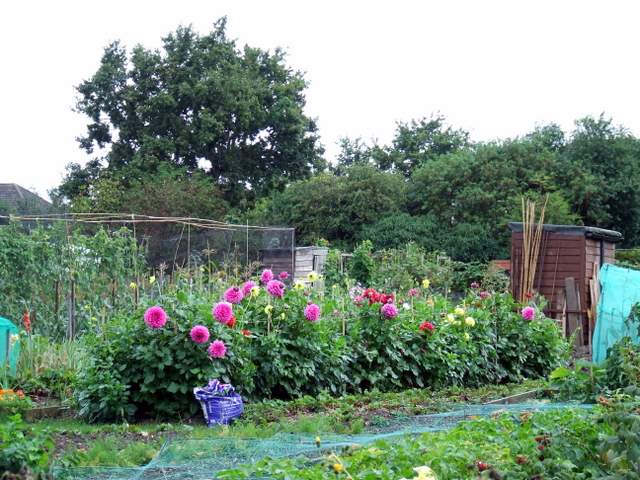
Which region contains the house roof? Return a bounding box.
[0,183,51,212]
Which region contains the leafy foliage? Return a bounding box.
[57,19,323,206]
[0,223,143,338]
[550,336,640,402]
[0,414,54,478]
[217,407,624,479]
[252,165,406,246]
[75,277,567,422]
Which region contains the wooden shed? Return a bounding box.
[509,223,622,348]
[259,246,328,282]
[293,246,328,280]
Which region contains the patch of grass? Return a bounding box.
[60,437,160,467]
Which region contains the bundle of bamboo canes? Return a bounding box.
[519,196,548,302]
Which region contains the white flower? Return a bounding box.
[403,302,411,310]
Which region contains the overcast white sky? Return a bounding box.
[1,0,640,199]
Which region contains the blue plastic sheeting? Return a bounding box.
[592,263,640,363]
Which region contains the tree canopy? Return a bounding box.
[57,19,323,206]
[54,19,640,260]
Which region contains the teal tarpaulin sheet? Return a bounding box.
[592,263,640,363]
[0,316,20,375]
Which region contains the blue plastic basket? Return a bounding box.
[194,389,244,426]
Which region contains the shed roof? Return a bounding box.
[508,222,623,243]
[0,183,51,212]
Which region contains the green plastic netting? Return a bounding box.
[55,402,592,480]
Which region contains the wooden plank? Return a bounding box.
[538,251,584,258]
[513,233,583,246]
[483,390,541,405]
[565,277,583,346]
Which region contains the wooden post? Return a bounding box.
[67,279,76,340]
[54,280,60,318]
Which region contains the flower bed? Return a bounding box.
[76,272,568,421]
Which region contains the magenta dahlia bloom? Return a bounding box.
[190,325,210,344]
[279,271,289,280]
[242,280,257,296]
[266,279,285,298]
[479,291,491,300]
[521,306,535,321]
[260,269,274,284]
[304,303,321,322]
[407,288,419,298]
[208,339,227,358]
[223,286,244,304]
[380,303,399,319]
[212,301,233,324]
[144,306,167,329]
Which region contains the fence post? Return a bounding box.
[67,279,76,340]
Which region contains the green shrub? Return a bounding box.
[76,279,567,422]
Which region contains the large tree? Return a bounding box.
[333,114,470,177]
[555,115,640,245]
[59,19,324,206]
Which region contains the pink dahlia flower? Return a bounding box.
[521,306,535,321]
[260,269,274,284]
[407,288,419,298]
[304,303,321,322]
[381,303,399,319]
[279,271,289,280]
[208,339,227,358]
[144,306,167,329]
[190,325,210,344]
[242,280,257,296]
[212,301,233,324]
[223,286,244,304]
[266,279,285,298]
[479,291,491,300]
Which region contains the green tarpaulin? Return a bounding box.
[0,316,20,374]
[592,263,640,363]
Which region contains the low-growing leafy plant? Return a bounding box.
[0,414,54,478]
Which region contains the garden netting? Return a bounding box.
[55,401,592,480]
[0,214,295,339]
[592,263,640,363]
